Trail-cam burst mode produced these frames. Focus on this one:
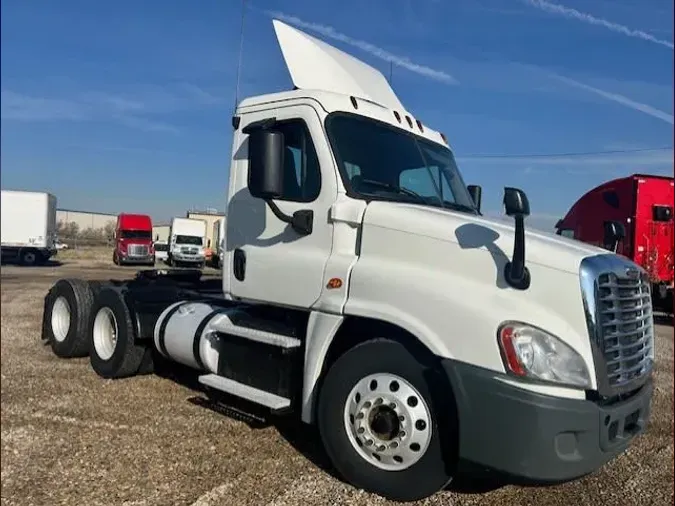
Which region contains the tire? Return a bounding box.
[42,279,97,358]
[317,339,456,502]
[89,287,147,379]
[113,251,119,265]
[21,249,39,266]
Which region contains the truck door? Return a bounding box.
[227,104,337,309]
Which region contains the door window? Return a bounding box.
[271,120,322,203]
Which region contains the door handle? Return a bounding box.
[233,248,246,281]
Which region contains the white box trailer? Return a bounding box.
[1,190,58,265]
[211,217,226,268]
[167,217,206,268]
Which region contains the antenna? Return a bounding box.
[388,60,393,85]
[233,0,248,112]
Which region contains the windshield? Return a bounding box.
[154,243,168,252]
[175,235,202,246]
[326,114,477,213]
[121,230,152,239]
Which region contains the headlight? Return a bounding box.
[497,322,591,388]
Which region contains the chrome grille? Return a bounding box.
[596,272,653,387]
[181,247,198,255]
[580,254,655,396]
[128,244,149,257]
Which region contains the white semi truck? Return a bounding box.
[41,20,654,502]
[1,189,58,266]
[166,217,207,268]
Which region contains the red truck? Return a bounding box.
[112,213,155,266]
[556,173,674,312]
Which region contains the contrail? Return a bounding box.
[267,11,458,84]
[551,73,674,124]
[522,0,674,49]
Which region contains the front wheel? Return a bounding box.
[317,339,456,502]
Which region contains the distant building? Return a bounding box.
[186,209,226,249]
[56,209,117,231]
[153,224,171,242]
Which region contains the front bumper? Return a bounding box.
[172,255,204,263]
[120,253,155,264]
[442,360,653,483]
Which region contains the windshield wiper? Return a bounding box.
[359,179,425,202]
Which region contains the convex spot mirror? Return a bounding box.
[248,129,285,200]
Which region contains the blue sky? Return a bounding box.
[1,0,672,229]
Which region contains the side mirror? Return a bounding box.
[248,129,284,199]
[503,187,530,217]
[502,187,531,290]
[603,220,625,252]
[467,185,482,213]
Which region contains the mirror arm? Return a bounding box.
[265,199,293,224]
[504,214,531,290]
[264,199,313,236]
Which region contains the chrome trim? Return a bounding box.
[580,254,654,398]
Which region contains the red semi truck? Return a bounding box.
[113,213,155,266]
[556,174,674,312]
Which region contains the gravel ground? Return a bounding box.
[1,258,673,506]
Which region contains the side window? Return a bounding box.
[274,120,321,202]
[558,229,575,239]
[399,166,441,198]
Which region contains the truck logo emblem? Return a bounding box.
[625,268,639,280]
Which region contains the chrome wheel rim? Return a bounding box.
[343,373,432,471]
[92,307,118,360]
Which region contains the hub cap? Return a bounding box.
[93,307,118,360]
[343,373,432,471]
[51,296,71,342]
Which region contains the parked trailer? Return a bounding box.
[1,189,57,266]
[41,20,654,502]
[211,218,226,268]
[556,174,674,313]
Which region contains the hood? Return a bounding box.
[272,20,404,110]
[362,201,608,275]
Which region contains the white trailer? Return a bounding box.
[1,189,58,265]
[167,217,206,268]
[41,20,654,502]
[211,218,226,268]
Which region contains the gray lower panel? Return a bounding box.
[441,359,653,483]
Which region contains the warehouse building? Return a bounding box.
[56,209,117,231]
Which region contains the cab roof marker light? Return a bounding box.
[405,115,413,128]
[416,119,424,132]
[440,132,447,143]
[393,111,401,123]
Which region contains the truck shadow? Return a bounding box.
[153,358,506,495]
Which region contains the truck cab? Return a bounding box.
[42,20,655,502]
[167,217,206,268]
[113,213,154,266]
[556,174,674,312]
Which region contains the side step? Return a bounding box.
[198,374,291,411]
[212,316,301,349]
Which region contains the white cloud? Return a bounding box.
[266,11,458,84]
[548,73,674,124]
[0,84,225,133]
[522,0,674,49]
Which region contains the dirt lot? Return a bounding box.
[1,257,673,506]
